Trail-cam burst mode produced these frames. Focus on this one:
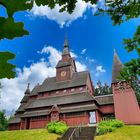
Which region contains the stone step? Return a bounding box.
[58,126,96,140]
[57,127,75,140]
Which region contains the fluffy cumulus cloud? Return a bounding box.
[0,46,87,112]
[30,0,98,27]
[95,65,106,77]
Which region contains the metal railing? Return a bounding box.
[68,125,82,140]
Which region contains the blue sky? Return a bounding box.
[0,1,139,112]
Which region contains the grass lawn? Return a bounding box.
[0,129,60,140]
[96,125,140,140]
[0,126,140,140]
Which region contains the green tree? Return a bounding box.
[94,81,112,96]
[97,0,140,91]
[0,111,8,131]
[0,0,33,79]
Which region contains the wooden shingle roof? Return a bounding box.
[21,103,98,118]
[8,117,21,124]
[26,92,94,109]
[38,71,89,93]
[95,94,114,105]
[30,84,41,96]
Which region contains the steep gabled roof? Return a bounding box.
[112,50,124,83]
[38,71,89,93]
[26,92,94,109]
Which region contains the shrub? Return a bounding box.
[97,119,124,135]
[97,125,115,135]
[46,121,68,135]
[109,120,124,128]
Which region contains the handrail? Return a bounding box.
[68,128,77,140]
[68,126,82,140]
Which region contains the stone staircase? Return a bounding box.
[57,126,96,140]
[57,127,75,140]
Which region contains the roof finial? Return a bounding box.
[64,33,69,47]
[62,33,70,55]
[25,83,30,95]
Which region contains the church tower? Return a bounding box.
[56,38,77,82]
[112,50,140,124]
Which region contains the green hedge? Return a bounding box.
[46,121,68,135]
[97,119,124,135]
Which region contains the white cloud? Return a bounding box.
[30,0,98,27]
[86,57,95,63]
[38,46,61,67]
[70,52,78,58]
[81,48,87,54]
[95,65,106,77]
[0,46,86,112]
[76,61,87,72]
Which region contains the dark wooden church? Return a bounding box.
[8,39,140,130]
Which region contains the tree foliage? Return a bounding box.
[94,80,112,96]
[0,0,33,79]
[0,17,29,40]
[0,52,16,79]
[0,111,8,131]
[0,0,140,82]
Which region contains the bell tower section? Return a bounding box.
[56,38,77,82]
[112,50,140,124]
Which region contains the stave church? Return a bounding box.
[8,39,140,130]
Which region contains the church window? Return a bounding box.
[56,91,59,94]
[79,87,84,91]
[71,88,75,92]
[63,90,67,93]
[39,93,44,97]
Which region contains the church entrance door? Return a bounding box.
[26,118,30,129]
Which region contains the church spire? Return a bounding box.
[62,36,70,56]
[64,36,68,47]
[112,49,124,83]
